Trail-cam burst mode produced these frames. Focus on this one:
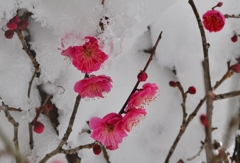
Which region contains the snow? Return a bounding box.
[0,0,240,162]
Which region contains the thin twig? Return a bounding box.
[28,123,33,150]
[187,142,207,161]
[8,107,22,112]
[101,0,105,5]
[15,29,38,69]
[224,14,240,19]
[39,95,82,162]
[164,66,233,163]
[119,31,163,114]
[214,90,240,101]
[188,0,214,158]
[188,0,212,92]
[60,143,95,154]
[15,25,40,98]
[213,62,233,90]
[177,82,188,125]
[28,67,39,97]
[28,94,52,150]
[39,74,88,163]
[2,105,22,163]
[102,146,111,163]
[31,94,52,124]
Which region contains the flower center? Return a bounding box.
[105,123,114,132]
[83,45,93,57]
[206,15,223,28]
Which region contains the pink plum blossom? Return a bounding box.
[128,83,158,108]
[61,46,76,58]
[202,10,225,32]
[60,36,108,73]
[74,75,112,98]
[89,113,127,150]
[121,107,147,132]
[72,36,108,73]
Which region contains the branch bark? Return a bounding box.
[2,105,22,163]
[119,31,163,114]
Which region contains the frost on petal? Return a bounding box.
[74,75,112,98]
[122,108,147,132]
[202,10,225,32]
[89,117,102,130]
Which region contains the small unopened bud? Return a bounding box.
[33,121,44,134]
[200,114,208,127]
[231,34,238,43]
[45,104,53,111]
[137,71,148,82]
[7,20,18,30]
[18,20,28,30]
[169,81,177,87]
[217,2,223,7]
[4,30,14,39]
[188,86,196,94]
[93,143,101,155]
[231,63,240,73]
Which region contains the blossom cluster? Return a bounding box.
[61,36,159,151]
[89,83,158,150]
[61,36,112,98]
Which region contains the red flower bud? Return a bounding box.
[231,63,240,73]
[217,2,223,7]
[4,30,14,39]
[18,20,28,30]
[137,71,148,82]
[169,81,178,87]
[7,20,18,30]
[13,16,20,23]
[231,34,238,43]
[93,144,101,155]
[33,121,44,134]
[200,114,208,127]
[45,104,53,111]
[188,86,196,94]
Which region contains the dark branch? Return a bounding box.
[119,31,163,114]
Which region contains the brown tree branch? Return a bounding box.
[2,104,22,163]
[188,0,214,159]
[8,107,22,112]
[39,74,88,163]
[39,95,82,162]
[15,22,40,97]
[214,90,240,101]
[205,92,214,160]
[164,66,233,163]
[28,94,52,150]
[28,67,39,97]
[102,146,111,163]
[187,142,206,161]
[177,82,188,125]
[119,31,163,114]
[224,14,240,19]
[60,143,95,154]
[31,94,52,124]
[28,122,34,150]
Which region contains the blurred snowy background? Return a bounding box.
[0,0,240,162]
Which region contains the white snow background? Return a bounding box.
[0,0,240,162]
